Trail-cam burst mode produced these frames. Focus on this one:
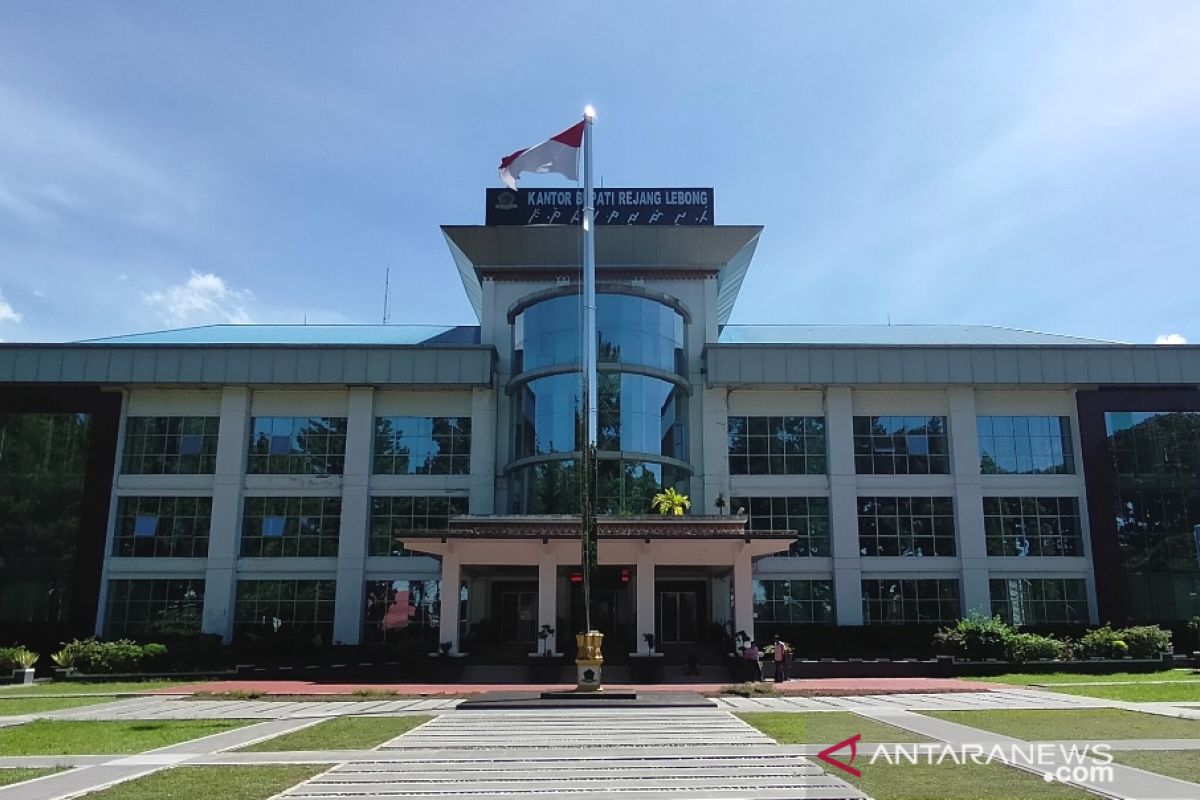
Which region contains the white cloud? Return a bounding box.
[143,271,255,326]
[1154,333,1188,345]
[0,290,20,324]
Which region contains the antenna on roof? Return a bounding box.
[382,268,391,325]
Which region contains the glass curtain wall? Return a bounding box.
[509,291,691,514]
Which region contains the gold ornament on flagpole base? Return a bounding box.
[575,630,604,691]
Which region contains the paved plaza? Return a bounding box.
[0,684,1198,799]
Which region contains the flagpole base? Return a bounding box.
[576,659,603,692]
[575,631,604,692]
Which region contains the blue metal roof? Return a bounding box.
[77,322,1114,348]
[80,324,482,346]
[717,324,1116,346]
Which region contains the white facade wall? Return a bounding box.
[101,376,1099,642]
[104,385,462,644]
[715,384,1096,626]
[98,275,1099,641]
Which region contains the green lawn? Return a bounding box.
[0,768,61,787]
[975,670,1198,686]
[737,712,934,744]
[1,680,192,696]
[81,765,328,799]
[240,715,432,751]
[833,761,1095,799]
[0,696,123,716]
[1111,750,1200,784]
[924,709,1200,741]
[1035,682,1200,702]
[0,719,250,755]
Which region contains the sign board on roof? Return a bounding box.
[486,188,714,226]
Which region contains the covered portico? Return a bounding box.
[402,516,793,658]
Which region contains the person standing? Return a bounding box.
[743,640,762,681]
[773,635,789,683]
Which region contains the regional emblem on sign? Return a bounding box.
[494,191,518,210]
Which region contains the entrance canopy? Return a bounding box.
[403,514,797,542]
[401,515,795,656]
[399,514,796,568]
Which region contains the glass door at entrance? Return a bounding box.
[658,590,698,644]
[498,590,537,643]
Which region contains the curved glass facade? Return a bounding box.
[514,373,580,458]
[509,458,690,515]
[509,290,692,515]
[514,372,687,460]
[514,293,685,375]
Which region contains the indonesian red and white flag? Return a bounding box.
[498,121,584,191]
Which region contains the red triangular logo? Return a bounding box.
[817,733,862,777]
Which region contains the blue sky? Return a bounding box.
[0,2,1197,344]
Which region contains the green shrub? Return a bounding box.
[1115,625,1172,658]
[1078,626,1128,659]
[49,639,168,674]
[933,612,1014,659]
[141,643,169,661]
[0,646,38,670]
[1005,632,1065,664]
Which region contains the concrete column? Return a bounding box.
[711,574,731,628]
[95,389,130,637]
[733,545,754,638]
[439,551,461,653]
[469,386,497,515]
[700,387,731,518]
[949,387,989,616]
[826,386,863,625]
[203,387,251,642]
[332,387,373,645]
[635,551,655,653]
[537,553,558,653]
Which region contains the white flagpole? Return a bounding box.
[581,106,597,452]
[580,105,597,640]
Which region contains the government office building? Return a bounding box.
[2,187,1199,660]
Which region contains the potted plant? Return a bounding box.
[651,488,691,516]
[528,625,564,683]
[0,646,38,685]
[628,633,665,683]
[50,644,78,680]
[538,624,556,657]
[714,493,726,515]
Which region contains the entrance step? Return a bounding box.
[461,664,635,684]
[459,664,731,685]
